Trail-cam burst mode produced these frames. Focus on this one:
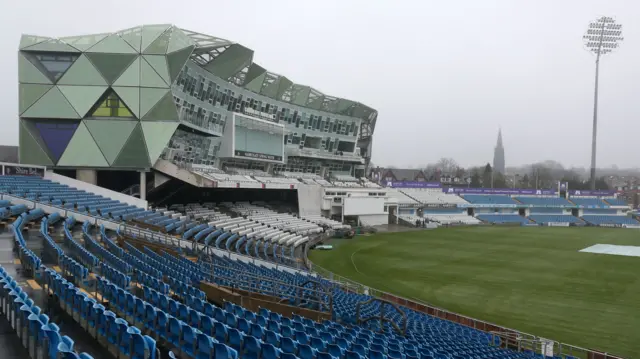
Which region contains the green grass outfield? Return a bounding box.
[309,226,640,358]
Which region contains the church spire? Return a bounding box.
[493,128,505,174]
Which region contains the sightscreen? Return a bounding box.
[233,114,284,162]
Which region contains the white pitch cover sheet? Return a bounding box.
[580,244,640,258]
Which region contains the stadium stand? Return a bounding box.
[0,196,547,359]
[461,195,518,205]
[385,190,420,206]
[225,202,323,235]
[194,170,263,189]
[514,196,572,206]
[581,215,640,226]
[601,197,628,206]
[419,209,481,225]
[528,207,564,214]
[568,197,607,207]
[397,214,424,226]
[2,170,635,358]
[301,215,351,230]
[330,173,363,188]
[582,209,618,214]
[361,179,381,188]
[476,214,531,224]
[423,213,481,225]
[399,189,469,205]
[528,215,582,224]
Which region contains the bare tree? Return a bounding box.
[436,157,459,174]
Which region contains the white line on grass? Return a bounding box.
[349,242,383,276]
[350,247,365,275]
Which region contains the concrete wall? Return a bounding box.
[45,171,147,209]
[358,214,388,226]
[76,169,97,185]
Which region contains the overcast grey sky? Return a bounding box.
[1,0,638,169]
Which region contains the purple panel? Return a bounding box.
[442,187,557,195]
[35,122,79,162]
[385,181,441,188]
[568,189,617,196]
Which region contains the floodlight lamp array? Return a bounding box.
[583,17,623,55]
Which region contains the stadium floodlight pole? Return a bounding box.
[583,16,623,190]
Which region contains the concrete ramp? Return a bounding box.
[153,159,215,188]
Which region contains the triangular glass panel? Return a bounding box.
[22,86,80,119]
[166,46,194,83]
[34,120,80,162]
[58,85,108,118]
[243,63,267,86]
[140,25,171,53]
[85,119,137,165]
[140,57,168,87]
[141,91,179,121]
[118,26,143,52]
[22,39,80,53]
[85,53,137,84]
[143,55,170,84]
[19,35,51,50]
[86,33,137,53]
[57,54,107,86]
[57,122,109,167]
[19,84,53,115]
[143,28,171,54]
[19,53,52,84]
[112,124,151,168]
[167,28,196,54]
[113,57,141,87]
[89,89,135,118]
[142,121,178,165]
[19,120,54,166]
[112,86,140,118]
[60,33,109,51]
[139,88,169,119]
[21,52,79,83]
[245,72,267,93]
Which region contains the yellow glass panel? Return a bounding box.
[117,107,133,117]
[90,91,133,118]
[92,107,111,117]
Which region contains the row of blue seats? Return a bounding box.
[40,215,158,359]
[125,244,199,283]
[462,195,517,205]
[602,197,627,206]
[581,215,640,225]
[568,197,607,207]
[81,222,132,274]
[44,267,158,359]
[528,215,581,224]
[63,219,98,272]
[95,273,236,359]
[514,197,571,206]
[475,214,530,224]
[0,266,85,359]
[8,208,96,359]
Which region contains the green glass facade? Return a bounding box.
[18,24,377,171]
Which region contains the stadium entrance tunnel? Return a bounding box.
[147,177,299,209]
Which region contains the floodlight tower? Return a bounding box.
[583,16,623,190]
